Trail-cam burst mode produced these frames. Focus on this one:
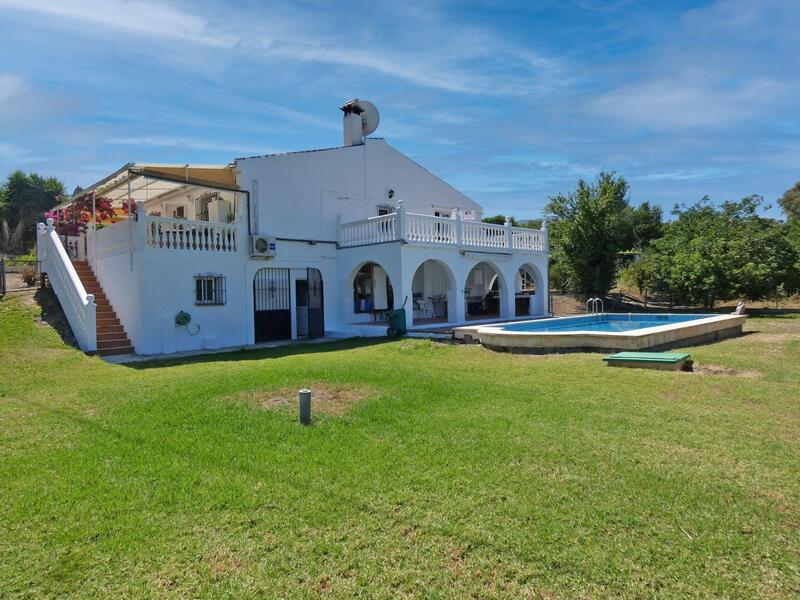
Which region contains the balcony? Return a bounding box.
[338,203,547,252]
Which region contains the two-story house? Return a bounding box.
[38,100,549,356]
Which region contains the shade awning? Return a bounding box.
[53,163,241,210]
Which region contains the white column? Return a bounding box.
[453,207,462,247]
[504,216,513,249]
[395,199,406,242]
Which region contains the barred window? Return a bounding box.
[195,274,226,305]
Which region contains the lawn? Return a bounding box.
[1,292,799,598]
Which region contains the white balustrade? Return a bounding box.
[404,213,457,245]
[338,209,547,252]
[512,227,546,252]
[338,213,397,247]
[37,220,97,352]
[143,215,239,253]
[461,220,507,248]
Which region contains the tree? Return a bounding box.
[481,214,543,229]
[636,196,799,308]
[0,171,65,253]
[626,201,663,250]
[778,181,800,221]
[545,172,636,297]
[481,214,517,226]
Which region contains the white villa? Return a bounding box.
[37,100,549,356]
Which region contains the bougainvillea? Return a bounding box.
[45,194,118,236]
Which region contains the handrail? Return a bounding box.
[338,205,547,251]
[37,220,97,352]
[586,297,604,315]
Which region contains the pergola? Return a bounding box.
[51,163,243,224]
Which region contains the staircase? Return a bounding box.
[71,261,134,356]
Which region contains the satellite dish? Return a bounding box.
[358,100,380,136]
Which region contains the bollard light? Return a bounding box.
[299,389,312,425]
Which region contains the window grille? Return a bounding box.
[195,274,226,305]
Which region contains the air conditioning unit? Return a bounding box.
[250,235,277,259]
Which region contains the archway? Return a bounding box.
[410,259,457,325]
[464,261,507,320]
[349,261,394,323]
[515,262,545,316]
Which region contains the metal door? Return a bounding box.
[307,268,324,338]
[253,267,291,342]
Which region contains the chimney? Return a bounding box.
[341,99,364,147]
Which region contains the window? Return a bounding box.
[195,274,226,305]
[434,210,451,218]
[172,206,185,219]
[377,204,394,216]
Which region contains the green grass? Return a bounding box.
[1,293,799,598]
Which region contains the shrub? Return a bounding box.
[20,264,39,286]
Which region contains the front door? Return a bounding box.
[253,267,291,343]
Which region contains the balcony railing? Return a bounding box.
[143,214,238,253]
[338,202,547,252]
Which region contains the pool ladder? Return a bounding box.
[586,297,604,315]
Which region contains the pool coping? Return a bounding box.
[467,313,746,352]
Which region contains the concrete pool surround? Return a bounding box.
[453,313,746,352]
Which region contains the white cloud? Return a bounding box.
[0,142,39,163]
[591,77,784,129]
[0,73,26,105]
[0,0,235,47]
[0,0,566,96]
[638,167,743,182]
[105,135,273,155]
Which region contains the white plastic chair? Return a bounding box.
[422,300,435,319]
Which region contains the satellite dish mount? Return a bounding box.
[341,98,380,146]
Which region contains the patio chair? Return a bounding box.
[421,300,435,319]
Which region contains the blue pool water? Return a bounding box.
[497,314,716,334]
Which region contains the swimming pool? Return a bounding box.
[498,313,715,333]
[454,313,746,352]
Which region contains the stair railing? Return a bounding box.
[37,219,97,352]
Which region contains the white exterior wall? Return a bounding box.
[235,138,483,242]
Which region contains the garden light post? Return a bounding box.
[299,389,312,425]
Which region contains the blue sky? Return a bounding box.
[0,0,798,219]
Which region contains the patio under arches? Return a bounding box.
[410,258,458,325]
[515,262,545,317]
[347,260,395,324]
[464,261,509,321]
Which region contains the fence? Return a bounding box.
[0,258,41,295]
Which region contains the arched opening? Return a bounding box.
[464,261,505,320]
[351,261,394,322]
[515,262,544,317]
[411,259,456,325]
[515,264,537,316]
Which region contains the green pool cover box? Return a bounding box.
[603,351,692,371]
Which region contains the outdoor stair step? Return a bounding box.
[96,317,121,326]
[97,339,134,350]
[97,326,124,336]
[96,346,135,356]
